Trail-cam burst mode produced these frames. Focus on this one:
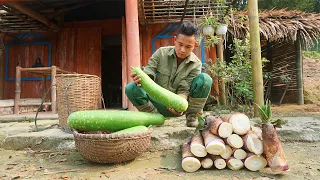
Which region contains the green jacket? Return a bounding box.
[143,46,202,96]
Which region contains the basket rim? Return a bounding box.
[73,128,153,140]
[56,74,101,79]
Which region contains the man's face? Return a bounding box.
[174,34,196,59]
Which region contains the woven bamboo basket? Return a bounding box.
[56,74,101,133]
[73,129,153,163]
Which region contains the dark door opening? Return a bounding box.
[101,35,122,109]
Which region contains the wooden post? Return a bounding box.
[125,0,141,111]
[248,0,264,116]
[0,49,4,100]
[14,66,21,114]
[217,37,227,105]
[295,35,304,105]
[51,66,57,113]
[42,75,46,98]
[121,17,128,109]
[209,46,219,100]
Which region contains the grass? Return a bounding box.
[303,51,320,61]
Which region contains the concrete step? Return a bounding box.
[1,117,320,151]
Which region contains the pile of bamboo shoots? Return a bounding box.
[181,113,289,173]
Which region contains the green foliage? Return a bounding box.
[205,36,268,111]
[234,0,319,13]
[204,35,220,48]
[200,16,219,27]
[255,100,287,128]
[303,51,320,61]
[195,114,205,134]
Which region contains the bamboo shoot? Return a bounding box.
[181,142,201,172]
[202,128,226,155]
[190,131,207,157]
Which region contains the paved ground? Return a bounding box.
[0,112,320,179]
[1,114,320,151]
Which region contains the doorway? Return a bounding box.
[101,35,122,109]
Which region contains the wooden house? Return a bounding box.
[0,0,319,115]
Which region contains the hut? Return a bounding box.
[0,0,319,115]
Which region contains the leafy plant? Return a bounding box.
[195,114,205,133]
[205,36,269,112]
[204,35,220,48]
[200,16,219,28]
[255,100,287,128]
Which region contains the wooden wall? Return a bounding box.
[2,19,121,100]
[56,27,102,77]
[139,23,218,96]
[261,40,298,104]
[3,33,57,99]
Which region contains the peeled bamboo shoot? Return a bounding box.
[201,157,214,169]
[242,131,263,155]
[226,157,244,170]
[244,153,267,171]
[206,116,233,138]
[220,145,232,159]
[202,128,226,155]
[190,131,207,157]
[233,148,247,160]
[226,134,244,149]
[210,155,227,169]
[223,113,251,135]
[181,142,201,172]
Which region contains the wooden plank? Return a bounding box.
[75,27,101,77]
[122,17,128,109]
[51,66,56,113]
[0,49,4,99]
[14,66,21,114]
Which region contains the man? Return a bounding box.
[125,21,212,127]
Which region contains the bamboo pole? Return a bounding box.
[248,0,264,116]
[14,66,21,114]
[0,49,4,100]
[217,37,227,105]
[295,35,304,105]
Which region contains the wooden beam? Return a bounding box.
[6,2,59,30]
[0,48,4,100]
[295,34,304,105]
[0,0,34,2]
[2,4,50,31]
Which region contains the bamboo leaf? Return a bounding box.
[195,114,205,133]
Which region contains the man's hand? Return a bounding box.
[168,108,183,116]
[130,72,141,86]
[167,94,188,116]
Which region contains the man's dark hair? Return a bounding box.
[177,21,198,36]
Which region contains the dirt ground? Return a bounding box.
[303,56,320,104]
[0,141,319,180]
[0,56,319,180]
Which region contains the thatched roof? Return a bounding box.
[229,9,320,47]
